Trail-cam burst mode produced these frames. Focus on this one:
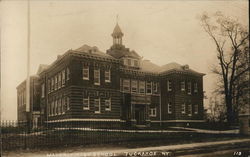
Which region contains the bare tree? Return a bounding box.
[201,12,249,125]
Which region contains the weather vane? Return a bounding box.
[116,14,119,24]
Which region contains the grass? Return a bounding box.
[2,129,248,152]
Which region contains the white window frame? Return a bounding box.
[194,104,198,114]
[83,66,89,80]
[168,102,172,114]
[41,83,45,98]
[105,69,111,83]
[124,59,128,65]
[51,78,54,91]
[94,98,101,113]
[167,80,172,91]
[181,81,185,91]
[188,104,192,116]
[83,97,90,110]
[146,81,152,94]
[66,67,70,81]
[62,69,65,86]
[149,108,157,117]
[105,98,111,111]
[61,96,65,114]
[187,82,192,95]
[153,82,158,93]
[131,80,138,93]
[139,81,145,94]
[181,103,186,114]
[123,79,130,92]
[58,73,61,89]
[66,97,70,110]
[94,69,100,85]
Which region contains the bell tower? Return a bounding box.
[111,23,124,46]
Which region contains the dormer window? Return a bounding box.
[134,60,139,67]
[128,59,131,66]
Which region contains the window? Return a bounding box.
[105,98,111,111]
[146,81,152,94]
[188,104,192,116]
[194,83,198,93]
[131,80,138,93]
[51,100,54,116]
[124,59,128,65]
[94,69,100,85]
[82,66,89,80]
[139,81,145,94]
[167,80,172,91]
[55,75,58,90]
[61,96,65,113]
[62,70,65,86]
[168,102,172,114]
[150,108,157,117]
[51,78,54,91]
[105,69,111,83]
[48,79,51,93]
[120,79,122,91]
[94,98,101,113]
[58,97,61,114]
[123,79,130,92]
[181,103,186,114]
[55,98,58,115]
[153,82,158,94]
[194,104,198,114]
[134,60,139,67]
[181,81,185,91]
[83,97,90,110]
[66,67,70,81]
[128,59,131,66]
[187,82,192,95]
[48,102,51,116]
[58,73,61,89]
[41,83,45,98]
[65,96,70,110]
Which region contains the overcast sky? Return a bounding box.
[1,0,248,120]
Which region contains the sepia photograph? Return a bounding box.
[0,0,249,156]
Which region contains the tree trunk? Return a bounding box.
[225,95,234,126]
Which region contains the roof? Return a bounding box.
[112,23,124,37]
[159,62,205,75]
[36,64,50,75]
[140,61,204,76]
[140,60,161,73]
[74,44,115,60]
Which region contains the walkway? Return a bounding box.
[4,138,250,157]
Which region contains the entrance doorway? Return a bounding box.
[135,105,146,125]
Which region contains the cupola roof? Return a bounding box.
[112,23,124,37]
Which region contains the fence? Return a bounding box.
[1,120,239,151]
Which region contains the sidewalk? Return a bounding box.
[169,127,239,134]
[4,138,250,157]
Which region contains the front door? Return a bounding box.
[135,105,146,125]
